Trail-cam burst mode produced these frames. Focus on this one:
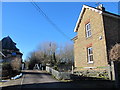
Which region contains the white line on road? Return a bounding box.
[20,73,24,85]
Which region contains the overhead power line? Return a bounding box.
[30,1,71,40]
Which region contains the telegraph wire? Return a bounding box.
[30,1,105,43]
[30,0,71,41]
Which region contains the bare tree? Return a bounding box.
[54,42,74,71]
[27,41,74,71]
[57,42,74,64]
[26,51,39,69]
[37,42,58,65]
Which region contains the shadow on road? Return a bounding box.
[2,80,115,89]
[1,71,117,89]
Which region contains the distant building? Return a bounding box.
[0,36,23,63]
[72,4,120,72]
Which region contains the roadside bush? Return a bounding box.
[53,65,58,71]
[109,43,120,61]
[109,44,120,85]
[73,70,109,80]
[2,60,21,79]
[2,62,12,70]
[2,62,12,78]
[28,59,36,70]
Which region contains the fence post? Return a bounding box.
[111,61,119,88]
[107,65,112,80]
[72,65,74,74]
[111,61,115,80]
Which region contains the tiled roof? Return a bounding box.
[1,36,19,51]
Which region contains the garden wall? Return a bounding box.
[46,66,72,80]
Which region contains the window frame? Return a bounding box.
[87,47,93,64]
[85,22,92,38]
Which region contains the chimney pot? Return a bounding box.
[96,4,105,11]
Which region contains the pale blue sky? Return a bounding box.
[2,2,119,60]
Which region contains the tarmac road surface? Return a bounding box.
[1,70,115,89]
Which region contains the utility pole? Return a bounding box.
[49,42,52,66]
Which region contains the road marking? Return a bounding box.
[20,73,24,85]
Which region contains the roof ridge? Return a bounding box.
[74,4,120,32]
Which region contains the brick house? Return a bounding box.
[73,4,120,73]
[0,36,23,64]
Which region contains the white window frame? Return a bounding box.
[85,23,92,38]
[87,47,93,64]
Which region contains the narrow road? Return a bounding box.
[1,70,60,88]
[1,70,115,89]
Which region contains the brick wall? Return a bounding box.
[103,15,120,61]
[74,8,108,71]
